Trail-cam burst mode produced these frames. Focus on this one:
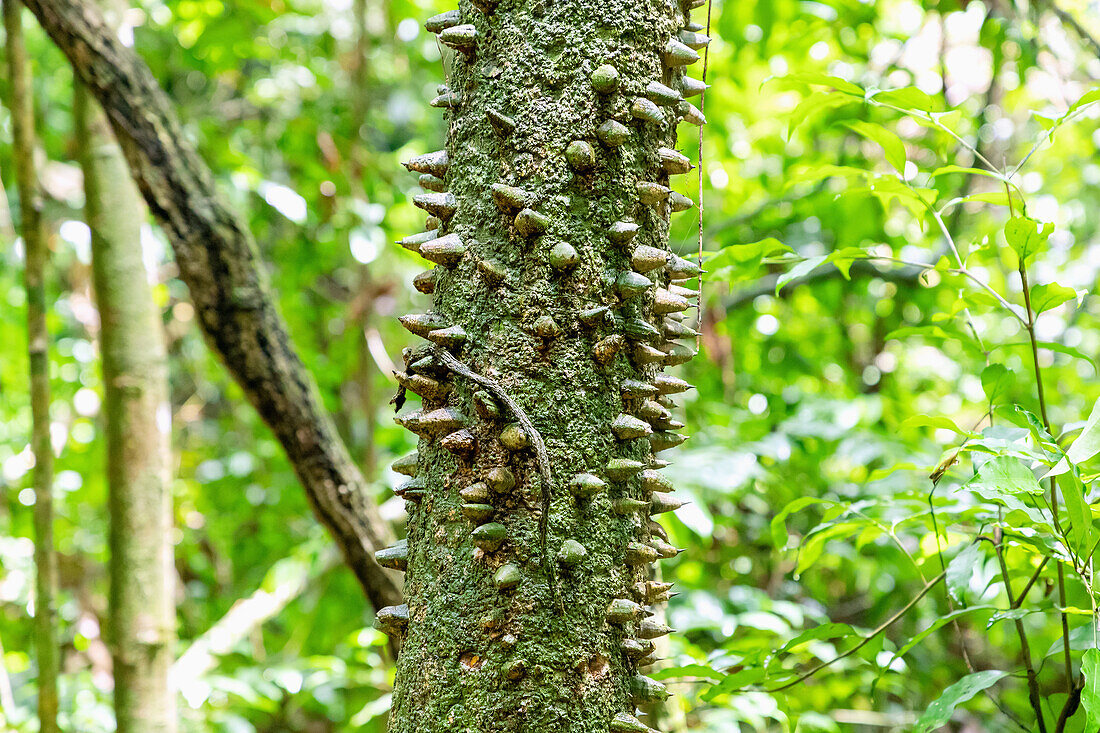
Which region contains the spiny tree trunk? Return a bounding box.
[379,1,706,729]
[19,0,402,613]
[74,10,176,727]
[4,2,61,729]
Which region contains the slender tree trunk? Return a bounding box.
[350,0,379,480]
[4,2,60,730]
[74,14,176,728]
[381,1,705,729]
[19,0,402,613]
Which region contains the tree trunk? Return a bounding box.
[381,1,704,729]
[19,0,402,613]
[74,11,177,727]
[4,2,61,730]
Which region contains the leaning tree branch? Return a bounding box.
[20,0,402,611]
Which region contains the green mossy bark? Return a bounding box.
[390,1,699,730]
[76,51,177,732]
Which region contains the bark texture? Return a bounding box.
[75,22,177,727]
[382,1,704,730]
[20,0,402,611]
[4,2,61,729]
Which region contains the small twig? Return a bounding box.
[994,528,1049,732]
[1056,681,1084,733]
[1012,558,1050,610]
[695,0,713,355]
[1044,0,1100,57]
[875,101,999,173]
[928,412,992,676]
[762,570,947,693]
[430,347,562,611]
[1014,241,1075,694]
[1009,102,1099,181]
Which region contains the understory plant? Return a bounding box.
[696,78,1100,731]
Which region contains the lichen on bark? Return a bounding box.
[385,0,707,730]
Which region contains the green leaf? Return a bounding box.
[649,664,725,682]
[787,92,854,136]
[795,522,862,577]
[1049,398,1100,477]
[777,622,858,654]
[871,86,936,112]
[1060,471,1095,556]
[968,456,1043,497]
[784,163,867,189]
[1030,282,1079,314]
[701,667,766,702]
[900,415,977,437]
[1035,341,1096,369]
[845,120,907,174]
[844,175,937,220]
[986,607,1038,629]
[929,165,1009,183]
[826,247,872,279]
[779,71,865,96]
[890,607,995,663]
[988,340,1096,370]
[1081,648,1100,732]
[1034,113,1056,132]
[775,256,828,295]
[1067,87,1100,116]
[769,497,831,550]
[867,462,921,481]
[911,109,964,132]
[706,238,792,266]
[980,364,1014,405]
[1004,216,1054,266]
[940,191,1015,211]
[996,405,1061,460]
[886,325,955,342]
[966,483,1054,533]
[1046,624,1100,657]
[913,670,1008,733]
[707,238,793,283]
[945,542,981,604]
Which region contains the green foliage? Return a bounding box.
[1083,649,1100,731]
[2,0,1100,730]
[914,670,1009,733]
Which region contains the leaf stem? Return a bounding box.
[994,528,1049,732]
[865,255,1027,328]
[762,569,947,693]
[875,101,999,172]
[1011,558,1050,611]
[1017,258,1075,697]
[1009,102,1100,180]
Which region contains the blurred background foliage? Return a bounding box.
[1,0,1099,730]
